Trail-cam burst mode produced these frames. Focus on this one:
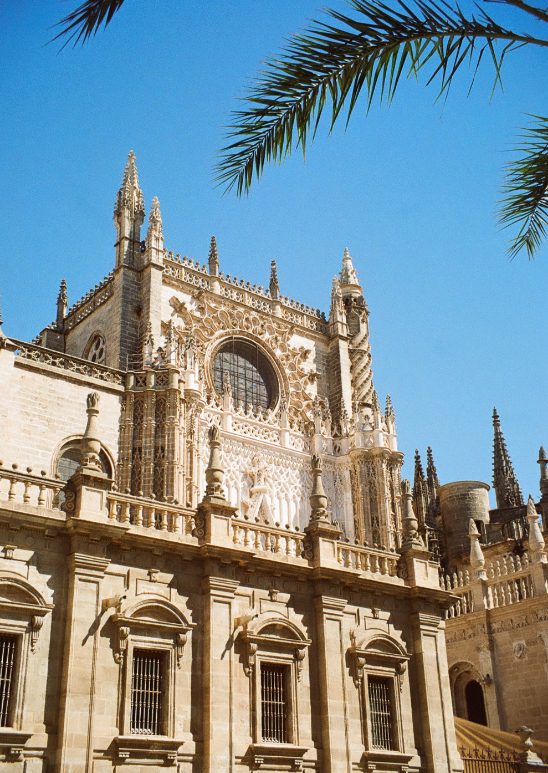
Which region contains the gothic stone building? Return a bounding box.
[0,151,465,772]
[412,416,548,741]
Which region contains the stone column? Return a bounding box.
[410,611,463,773]
[201,573,240,773]
[56,549,110,773]
[313,594,351,773]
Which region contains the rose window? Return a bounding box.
[212,338,277,412]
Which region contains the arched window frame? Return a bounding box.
[83,332,107,365]
[348,632,410,758]
[110,597,195,765]
[0,574,53,759]
[239,614,310,769]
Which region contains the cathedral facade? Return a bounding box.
[0,152,466,772]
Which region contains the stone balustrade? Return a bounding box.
[12,339,124,386]
[230,516,306,560]
[336,542,399,577]
[0,464,63,510]
[440,551,538,617]
[107,492,196,536]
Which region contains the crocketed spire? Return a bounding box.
[339,246,361,295]
[414,449,425,488]
[114,150,145,218]
[426,446,440,491]
[269,260,280,300]
[113,150,145,268]
[492,408,523,509]
[208,236,219,276]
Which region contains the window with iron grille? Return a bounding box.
[213,339,277,412]
[368,676,394,750]
[0,635,17,727]
[261,663,289,743]
[130,649,166,735]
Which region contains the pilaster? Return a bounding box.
[201,572,240,773]
[313,594,350,773]
[56,550,111,773]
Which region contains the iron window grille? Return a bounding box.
[261,663,289,743]
[130,649,166,735]
[213,339,277,412]
[368,676,394,750]
[0,635,17,727]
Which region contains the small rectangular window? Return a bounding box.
[261,663,289,743]
[130,649,166,735]
[368,676,394,750]
[0,635,17,727]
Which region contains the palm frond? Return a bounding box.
[501,116,548,259]
[217,0,547,194]
[52,0,126,48]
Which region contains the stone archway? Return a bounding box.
[464,679,487,725]
[450,662,488,725]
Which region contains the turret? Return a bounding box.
[492,408,523,509]
[114,150,145,269]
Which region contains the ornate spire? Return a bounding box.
[208,236,219,276]
[339,247,361,295]
[426,446,439,489]
[56,279,68,331]
[385,394,395,420]
[269,260,280,301]
[113,150,145,268]
[492,408,523,509]
[414,449,425,487]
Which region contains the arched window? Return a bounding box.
[465,680,487,725]
[212,338,278,412]
[84,333,106,364]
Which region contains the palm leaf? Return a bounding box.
[501,116,548,259]
[217,0,547,194]
[52,0,126,47]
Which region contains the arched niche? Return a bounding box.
[449,661,488,725]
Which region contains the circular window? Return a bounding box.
[212,338,278,412]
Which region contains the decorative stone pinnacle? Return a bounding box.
[371,390,380,414]
[115,150,145,218]
[56,279,68,331]
[539,446,546,461]
[538,446,548,497]
[340,246,361,290]
[414,449,425,486]
[80,392,103,472]
[57,279,68,305]
[426,446,440,490]
[269,260,280,301]
[205,424,225,498]
[208,236,219,276]
[468,517,486,576]
[526,495,546,561]
[309,455,329,522]
[385,394,395,419]
[401,478,423,551]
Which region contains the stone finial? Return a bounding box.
[516,726,544,764]
[208,236,219,276]
[269,260,280,301]
[80,392,103,471]
[205,424,225,499]
[385,394,395,420]
[371,390,381,415]
[526,495,546,562]
[309,455,329,522]
[414,449,425,487]
[492,407,523,509]
[401,479,423,551]
[468,518,486,577]
[56,279,68,331]
[340,247,361,291]
[143,322,154,366]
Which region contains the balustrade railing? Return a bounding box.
[12,339,124,386]
[336,542,399,577]
[0,464,63,510]
[107,492,196,536]
[230,516,306,560]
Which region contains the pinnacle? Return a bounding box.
[269,260,280,299]
[492,407,523,508]
[340,246,361,289]
[539,446,546,461]
[414,449,425,485]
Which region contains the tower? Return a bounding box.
[492,408,523,509]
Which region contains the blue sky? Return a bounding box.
[1,1,546,502]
